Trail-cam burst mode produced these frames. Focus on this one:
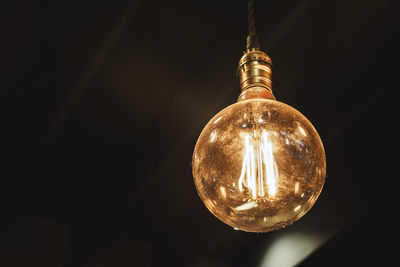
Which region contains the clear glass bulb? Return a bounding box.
[192,89,326,232]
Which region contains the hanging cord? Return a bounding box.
[246,0,260,50]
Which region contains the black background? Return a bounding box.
[1,0,398,266]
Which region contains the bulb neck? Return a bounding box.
[238,48,275,100]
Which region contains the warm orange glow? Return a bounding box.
[192,99,326,232]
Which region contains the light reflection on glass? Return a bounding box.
[213,116,223,124]
[220,186,227,199]
[236,201,258,211]
[298,125,307,136]
[294,182,300,194]
[209,130,217,143]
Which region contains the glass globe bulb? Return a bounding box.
[192,94,326,232]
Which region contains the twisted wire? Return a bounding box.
[248,0,256,36]
[246,0,260,49]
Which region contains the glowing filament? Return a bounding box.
[238,131,279,199]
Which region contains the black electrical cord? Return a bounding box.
[246,0,260,50]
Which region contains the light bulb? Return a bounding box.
[192,49,326,232]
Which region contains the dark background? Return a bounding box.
[1,0,398,266]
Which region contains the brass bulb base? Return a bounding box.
[238,48,275,100]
